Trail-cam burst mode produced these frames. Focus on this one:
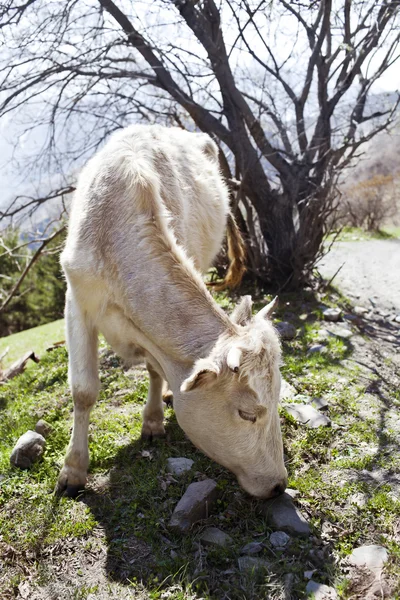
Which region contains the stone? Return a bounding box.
[280,380,297,401]
[395,315,400,324]
[169,479,219,533]
[311,397,329,411]
[332,327,353,339]
[240,541,264,555]
[238,556,270,573]
[348,545,388,571]
[323,308,342,322]
[285,404,331,428]
[353,306,369,316]
[199,527,232,547]
[34,419,52,438]
[166,457,194,476]
[305,580,338,599]
[285,488,300,499]
[307,344,327,355]
[347,493,367,508]
[10,431,46,469]
[304,570,315,579]
[275,321,297,340]
[269,531,290,548]
[261,492,310,537]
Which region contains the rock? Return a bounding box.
[169,479,219,533]
[261,492,310,537]
[285,404,331,428]
[304,570,316,579]
[240,541,264,555]
[276,321,297,340]
[238,556,270,573]
[285,488,300,499]
[269,531,290,548]
[307,344,327,355]
[347,493,367,508]
[199,527,232,547]
[10,431,46,469]
[280,380,297,401]
[395,314,400,323]
[348,545,388,571]
[353,306,369,316]
[166,457,194,476]
[323,308,342,322]
[332,327,353,339]
[305,580,338,599]
[34,419,52,438]
[311,397,329,411]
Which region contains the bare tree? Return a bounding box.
[1,0,399,288]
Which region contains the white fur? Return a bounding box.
[58,124,287,499]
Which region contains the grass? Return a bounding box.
[327,225,400,242]
[0,290,399,599]
[0,318,65,369]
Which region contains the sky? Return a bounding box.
[0,0,399,222]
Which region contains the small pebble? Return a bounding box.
[323,308,342,322]
[166,457,194,476]
[348,544,388,570]
[269,531,290,548]
[240,541,264,555]
[307,344,327,355]
[305,580,338,599]
[35,420,53,438]
[199,527,232,548]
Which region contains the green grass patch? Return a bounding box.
[1,291,399,598]
[0,318,65,369]
[327,225,400,242]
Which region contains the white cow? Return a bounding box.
[57,125,287,499]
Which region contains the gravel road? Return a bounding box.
[317,239,400,314]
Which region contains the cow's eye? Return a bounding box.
[238,410,257,423]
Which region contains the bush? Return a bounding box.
[338,174,398,231]
[0,228,66,337]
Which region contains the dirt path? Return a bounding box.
[317,239,400,314]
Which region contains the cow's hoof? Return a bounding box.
[163,390,174,408]
[55,468,86,498]
[141,421,166,442]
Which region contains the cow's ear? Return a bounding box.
[180,360,219,392]
[231,295,253,326]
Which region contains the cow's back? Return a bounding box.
[63,125,230,278]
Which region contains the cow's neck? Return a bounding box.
[116,218,234,369]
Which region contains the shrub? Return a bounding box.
[338,174,398,231]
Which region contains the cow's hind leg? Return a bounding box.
[56,290,99,497]
[141,362,166,440]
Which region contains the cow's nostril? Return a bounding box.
[272,482,286,497]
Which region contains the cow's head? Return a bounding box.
[176,296,287,499]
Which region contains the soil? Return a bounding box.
[318,239,400,313]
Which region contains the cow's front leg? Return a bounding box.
[141,362,166,440]
[56,291,99,497]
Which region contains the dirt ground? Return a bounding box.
[317,239,400,314]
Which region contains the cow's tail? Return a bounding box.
[209,212,246,291]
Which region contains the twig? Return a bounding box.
[323,262,345,290]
